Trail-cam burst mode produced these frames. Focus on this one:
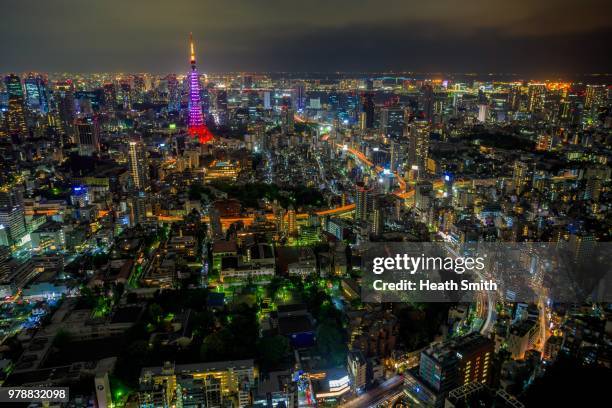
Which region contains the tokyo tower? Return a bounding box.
[187,33,213,143]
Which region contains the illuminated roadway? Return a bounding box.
[339,375,405,408]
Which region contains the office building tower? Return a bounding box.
[103,83,116,111]
[76,116,100,156]
[166,74,181,112]
[129,191,148,226]
[507,84,521,112]
[360,93,375,130]
[407,334,494,407]
[287,205,297,237]
[422,83,434,122]
[584,84,606,111]
[380,107,405,138]
[263,91,272,110]
[215,89,228,127]
[128,141,149,190]
[371,195,385,236]
[0,187,23,209]
[389,141,399,172]
[55,80,76,133]
[4,74,27,137]
[0,245,10,281]
[477,104,489,123]
[512,161,532,194]
[415,181,433,213]
[527,84,546,113]
[407,121,430,172]
[132,75,145,104]
[355,182,373,222]
[0,205,26,245]
[281,106,295,134]
[24,74,49,114]
[292,82,306,111]
[444,173,454,202]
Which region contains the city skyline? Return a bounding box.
[0,2,610,407]
[1,0,611,74]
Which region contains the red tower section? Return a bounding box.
[187,33,213,143]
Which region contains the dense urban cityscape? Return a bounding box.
[1,11,612,407]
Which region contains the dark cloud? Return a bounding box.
[0,0,610,74]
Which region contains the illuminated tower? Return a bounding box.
[187,33,213,143]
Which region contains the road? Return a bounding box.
[340,375,404,408]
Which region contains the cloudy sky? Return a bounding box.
[1,0,610,74]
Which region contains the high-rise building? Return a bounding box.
[359,93,375,130]
[380,107,405,138]
[512,161,532,194]
[406,334,494,407]
[118,79,132,109]
[371,195,385,236]
[75,116,100,156]
[355,182,373,222]
[0,245,10,281]
[287,205,297,237]
[128,141,149,190]
[407,121,430,172]
[281,106,295,134]
[477,104,489,123]
[507,84,521,112]
[24,74,49,114]
[102,83,116,111]
[0,205,26,245]
[584,84,606,111]
[527,84,546,113]
[187,33,212,143]
[4,74,28,138]
[292,82,306,111]
[214,89,228,127]
[166,74,181,112]
[389,140,400,172]
[415,181,433,213]
[55,80,76,135]
[129,191,148,226]
[584,84,606,121]
[421,83,434,122]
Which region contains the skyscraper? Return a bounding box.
[380,107,405,138]
[76,116,100,156]
[187,33,213,143]
[4,74,27,138]
[355,182,373,222]
[359,93,375,130]
[527,83,546,113]
[292,82,306,111]
[287,205,297,237]
[166,74,181,112]
[214,89,228,127]
[103,83,116,112]
[128,141,149,190]
[55,80,76,135]
[421,83,434,122]
[24,74,49,114]
[371,195,385,236]
[407,121,430,172]
[0,205,26,245]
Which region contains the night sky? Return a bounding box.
[1,0,611,75]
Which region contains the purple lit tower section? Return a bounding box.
[187,33,213,143]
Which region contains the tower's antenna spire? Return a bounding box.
[190,32,196,67]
